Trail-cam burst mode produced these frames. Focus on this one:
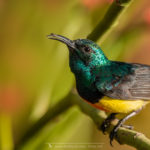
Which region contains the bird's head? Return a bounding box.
[48,34,109,71]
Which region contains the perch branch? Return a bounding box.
[14,93,73,150]
[87,0,133,42]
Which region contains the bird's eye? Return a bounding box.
[84,46,91,52]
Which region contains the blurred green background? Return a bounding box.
[0,0,150,150]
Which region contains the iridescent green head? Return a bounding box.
[48,33,109,74]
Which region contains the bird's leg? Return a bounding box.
[101,113,117,134]
[109,108,142,146]
[101,113,133,134]
[121,124,133,130]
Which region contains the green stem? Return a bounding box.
[14,93,73,150]
[87,0,132,42]
[0,113,14,150]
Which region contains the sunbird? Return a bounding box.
[48,33,150,145]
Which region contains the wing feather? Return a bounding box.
[128,65,150,99]
[96,63,150,100]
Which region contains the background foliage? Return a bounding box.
[0,0,150,150]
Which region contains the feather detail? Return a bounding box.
[96,62,150,100]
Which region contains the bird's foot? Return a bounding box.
[109,121,134,146]
[109,124,120,146]
[101,113,117,134]
[101,119,110,135]
[109,117,125,146]
[108,111,138,146]
[121,124,133,130]
[102,111,137,146]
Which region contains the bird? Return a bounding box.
[48,33,150,145]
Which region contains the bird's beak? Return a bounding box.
[47,33,76,50]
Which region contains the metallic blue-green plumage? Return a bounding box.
[68,39,150,102]
[48,34,150,103]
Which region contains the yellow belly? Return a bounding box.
[94,97,149,113]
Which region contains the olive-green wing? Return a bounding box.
[96,63,150,100]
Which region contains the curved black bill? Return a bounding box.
[47,33,75,49]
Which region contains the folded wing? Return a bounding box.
[96,63,150,100]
